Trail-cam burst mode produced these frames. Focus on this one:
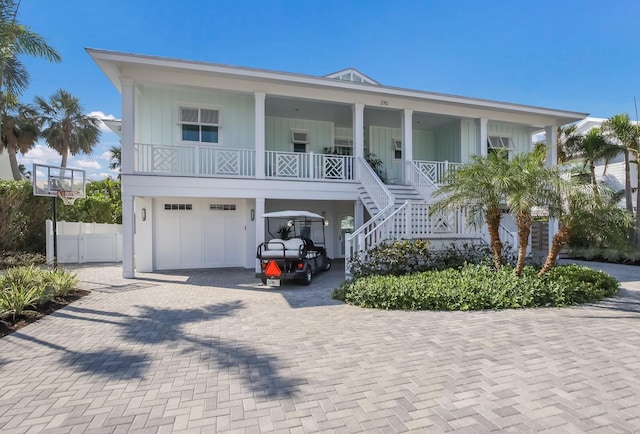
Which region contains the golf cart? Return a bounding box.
[256,210,332,286]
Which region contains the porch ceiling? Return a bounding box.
[266,96,462,131]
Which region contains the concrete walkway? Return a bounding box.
[0,261,639,433]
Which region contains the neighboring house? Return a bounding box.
[0,152,13,180]
[88,49,586,278]
[572,117,638,211]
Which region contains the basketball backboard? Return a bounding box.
[32,164,86,198]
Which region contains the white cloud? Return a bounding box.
[73,159,102,170]
[532,132,546,143]
[99,151,112,160]
[87,111,119,133]
[19,145,62,168]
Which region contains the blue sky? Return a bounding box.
[15,0,640,179]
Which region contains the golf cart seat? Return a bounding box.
[259,238,305,259]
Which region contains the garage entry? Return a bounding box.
[154,198,247,270]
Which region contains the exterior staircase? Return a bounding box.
[345,158,518,275]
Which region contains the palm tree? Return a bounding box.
[556,124,582,164]
[431,151,510,269]
[0,101,39,179]
[601,114,636,213]
[502,147,550,276]
[0,0,61,124]
[573,128,621,195]
[108,145,121,171]
[35,90,101,168]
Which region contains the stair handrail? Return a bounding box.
[345,157,396,275]
[345,201,407,275]
[357,156,393,211]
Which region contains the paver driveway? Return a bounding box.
[0,261,639,433]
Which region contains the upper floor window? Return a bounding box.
[487,135,514,159]
[292,129,309,153]
[334,137,353,156]
[180,107,220,144]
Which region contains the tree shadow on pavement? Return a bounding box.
[11,333,149,380]
[10,300,307,398]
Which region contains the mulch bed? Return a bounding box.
[0,289,91,338]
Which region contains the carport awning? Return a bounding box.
[261,210,324,220]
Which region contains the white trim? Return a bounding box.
[87,49,588,123]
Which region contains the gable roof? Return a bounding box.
[324,68,379,85]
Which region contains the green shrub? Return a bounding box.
[43,269,79,297]
[0,266,79,319]
[348,239,516,277]
[0,180,50,253]
[333,264,619,311]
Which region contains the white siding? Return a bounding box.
[413,130,436,161]
[136,87,255,149]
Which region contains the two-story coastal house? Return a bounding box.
[88,49,587,278]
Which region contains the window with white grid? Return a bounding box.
[179,107,220,144]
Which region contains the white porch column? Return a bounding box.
[121,78,135,175]
[254,92,266,179]
[402,109,413,183]
[353,103,365,180]
[122,193,135,278]
[255,197,265,272]
[475,118,488,159]
[545,125,559,250]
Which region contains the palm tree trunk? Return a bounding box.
[590,161,600,200]
[515,211,531,276]
[624,149,633,212]
[7,147,22,180]
[60,148,68,168]
[486,208,503,270]
[538,226,570,277]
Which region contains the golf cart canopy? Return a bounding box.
[261,210,324,220]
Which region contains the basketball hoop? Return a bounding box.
[57,190,81,206]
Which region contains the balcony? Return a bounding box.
[134,143,355,181]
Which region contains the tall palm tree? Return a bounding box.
[36,89,101,168]
[0,101,39,179]
[556,124,582,164]
[431,151,510,269]
[573,128,621,195]
[601,114,636,213]
[502,147,551,276]
[0,0,61,124]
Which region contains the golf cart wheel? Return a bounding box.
[302,268,312,285]
[324,259,332,271]
[261,278,267,285]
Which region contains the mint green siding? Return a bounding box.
[434,121,461,163]
[460,119,477,163]
[412,130,436,161]
[265,117,333,153]
[488,121,532,153]
[136,87,254,149]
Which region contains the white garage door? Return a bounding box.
[155,198,245,270]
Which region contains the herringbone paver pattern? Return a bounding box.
[0,261,639,433]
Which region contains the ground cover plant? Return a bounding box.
[335,240,619,311]
[0,265,88,337]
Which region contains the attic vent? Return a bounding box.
[164,204,193,210]
[210,204,237,211]
[291,130,309,144]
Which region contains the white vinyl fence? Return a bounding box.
[46,220,123,264]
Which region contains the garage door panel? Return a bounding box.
[204,215,224,266]
[156,213,180,269]
[180,215,204,268]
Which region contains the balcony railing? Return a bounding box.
[134,143,255,177]
[265,151,355,181]
[411,160,462,184]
